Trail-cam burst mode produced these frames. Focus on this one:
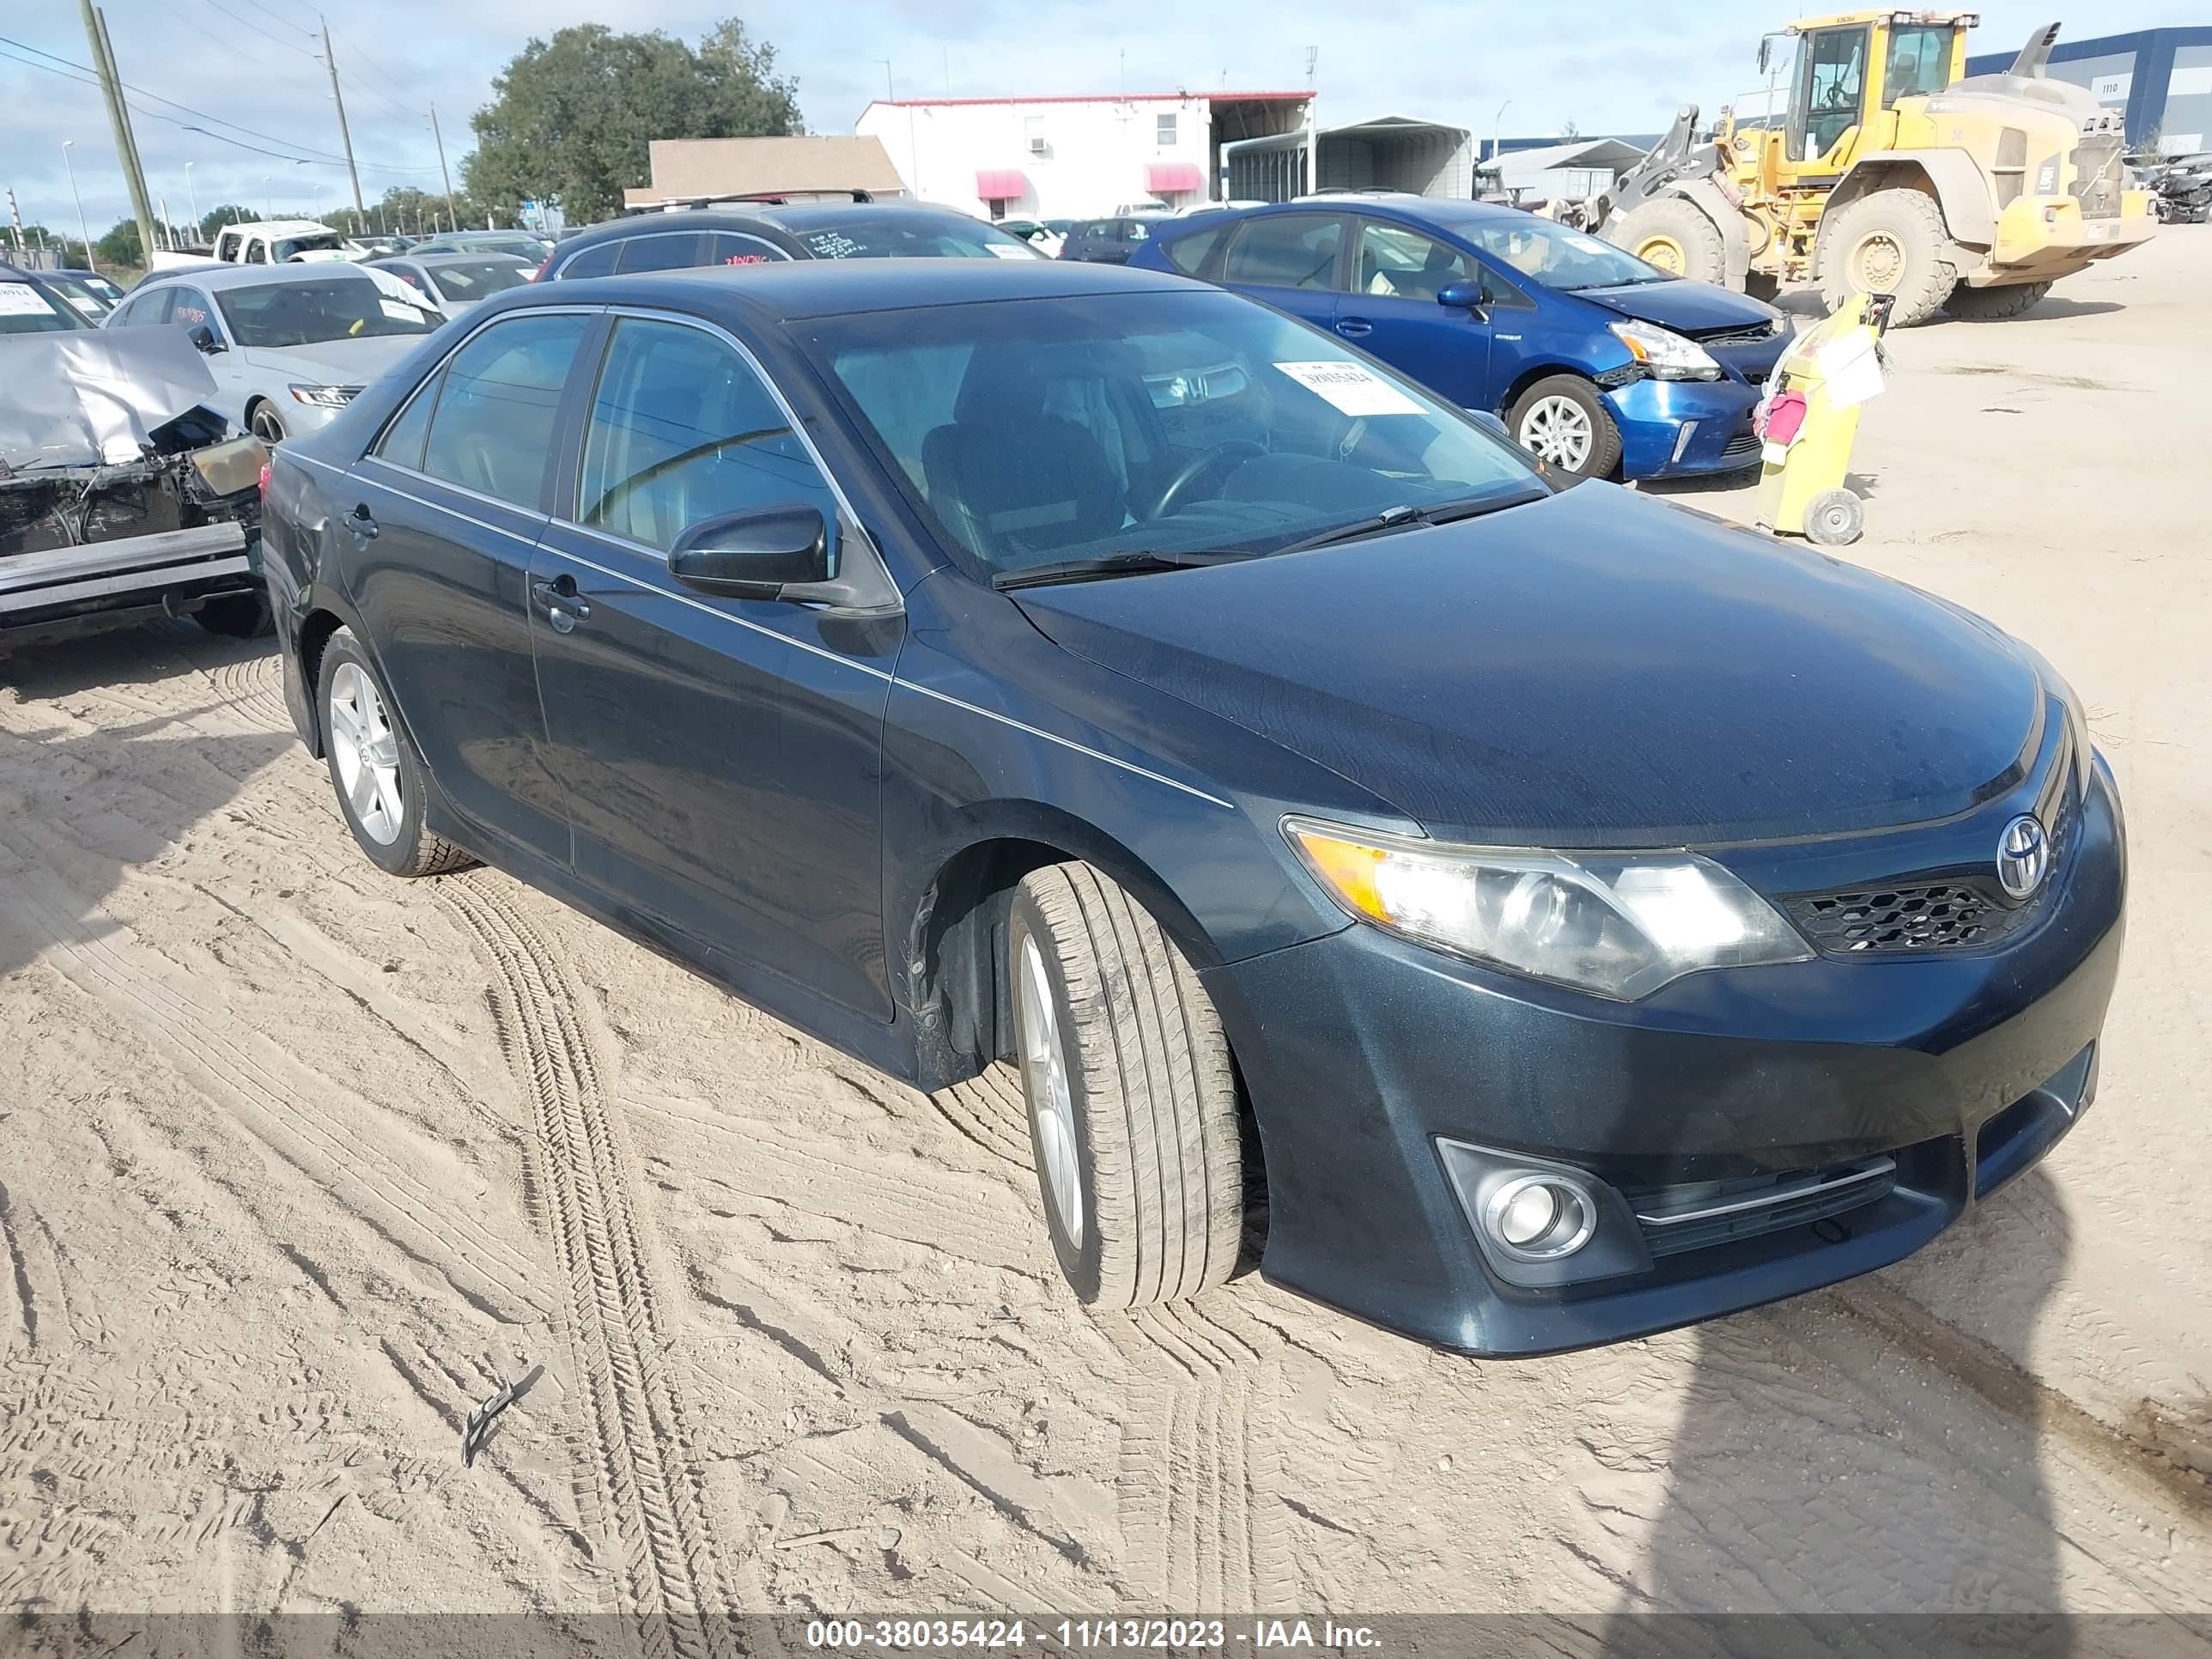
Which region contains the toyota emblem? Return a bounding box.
[1996,815,2050,900]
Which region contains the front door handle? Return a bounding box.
[1334,318,1373,338]
[348,502,379,539]
[532,573,589,631]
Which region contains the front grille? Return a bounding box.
[1693,320,1782,348]
[2071,136,2125,219]
[1785,790,2075,957]
[1631,1156,1898,1257]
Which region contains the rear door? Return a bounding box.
[1217,211,1347,331]
[1333,218,1494,409]
[526,311,897,1019]
[342,308,598,866]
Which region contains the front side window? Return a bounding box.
[577,317,839,553]
[1353,222,1477,301]
[1222,214,1343,289]
[1455,216,1666,290]
[216,277,441,347]
[244,238,269,264]
[1882,24,1954,106]
[418,313,592,507]
[167,287,217,332]
[811,289,1542,580]
[703,232,790,267]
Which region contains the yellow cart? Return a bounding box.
[1755,290,1894,547]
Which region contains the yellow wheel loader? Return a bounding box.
[1594,13,2156,325]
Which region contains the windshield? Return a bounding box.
[774,211,1041,261]
[1452,216,1669,289]
[810,289,1542,581]
[0,278,84,334]
[41,274,112,318]
[216,276,442,347]
[428,258,532,301]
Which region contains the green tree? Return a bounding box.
[95,216,143,268]
[463,16,802,225]
[199,204,254,240]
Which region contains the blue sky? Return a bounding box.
[2,0,2198,242]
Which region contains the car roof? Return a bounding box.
[141,262,383,292]
[378,250,533,268]
[483,257,1199,326]
[216,219,336,236]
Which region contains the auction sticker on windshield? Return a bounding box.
[1273,360,1425,417]
[379,299,422,323]
[0,283,52,317]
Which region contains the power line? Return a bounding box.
[325,23,422,106]
[224,0,319,45]
[193,0,322,59]
[0,32,347,159]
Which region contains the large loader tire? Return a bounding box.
[1610,197,1728,286]
[1942,280,2054,320]
[1817,188,1960,326]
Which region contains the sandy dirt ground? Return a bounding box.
[3,231,2209,1638]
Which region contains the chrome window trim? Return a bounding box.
[705,232,793,264]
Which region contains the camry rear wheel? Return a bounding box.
[318,626,475,877]
[1507,374,1622,483]
[1008,862,1244,1309]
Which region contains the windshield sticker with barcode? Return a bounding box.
[0,283,53,317]
[1272,360,1424,416]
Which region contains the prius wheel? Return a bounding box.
[1508,374,1621,483]
[1008,862,1244,1309]
[248,401,289,445]
[318,627,475,878]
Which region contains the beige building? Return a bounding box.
[623,136,908,212]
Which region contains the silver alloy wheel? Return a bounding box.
[1016,933,1084,1249]
[250,404,286,445]
[1519,395,1594,471]
[327,660,405,846]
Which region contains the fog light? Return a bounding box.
[1482,1174,1597,1261]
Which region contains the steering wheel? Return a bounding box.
[1143,440,1267,520]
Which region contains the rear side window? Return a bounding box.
[419,313,592,507]
[1163,223,1224,275]
[168,287,216,331]
[614,233,707,274]
[577,316,838,553]
[1222,214,1342,289]
[704,232,789,266]
[554,242,619,281]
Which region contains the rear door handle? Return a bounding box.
[532,573,589,631]
[348,502,379,539]
[1335,318,1373,338]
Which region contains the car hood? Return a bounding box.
[240,334,424,385]
[1012,484,2045,847]
[1566,277,1782,338]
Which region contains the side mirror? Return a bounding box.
[669,505,830,600]
[187,323,224,354]
[1757,36,1771,73]
[1466,409,1511,441]
[1436,279,1487,313]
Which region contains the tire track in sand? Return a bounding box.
[439,876,732,1659]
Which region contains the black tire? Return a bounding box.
[316,626,476,878]
[1610,197,1728,286]
[1803,487,1864,547]
[1506,374,1623,483]
[194,592,276,637]
[1007,862,1244,1309]
[247,400,288,445]
[1817,189,1959,327]
[1942,280,2054,320]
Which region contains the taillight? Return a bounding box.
[529,255,553,283]
[258,459,271,503]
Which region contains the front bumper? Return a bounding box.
[1980,192,2158,279]
[1605,375,1765,479]
[1202,760,2126,1356]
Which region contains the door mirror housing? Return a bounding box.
[667,503,904,616]
[1757,35,1771,73]
[1436,279,1487,313]
[1466,409,1511,442]
[187,323,224,355]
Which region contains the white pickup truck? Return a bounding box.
[149,219,350,272]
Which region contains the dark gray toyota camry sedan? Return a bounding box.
[258,258,2124,1356]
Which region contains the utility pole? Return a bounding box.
[320,17,366,216]
[62,142,95,270]
[429,104,454,228]
[77,0,156,264]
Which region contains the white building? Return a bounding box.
[854,91,1312,220]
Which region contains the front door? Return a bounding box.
[1790,24,1872,167]
[1334,218,1494,410]
[344,309,595,866]
[528,313,897,1020]
[1218,210,1348,331]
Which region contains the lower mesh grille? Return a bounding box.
[1721,431,1764,462]
[1632,1156,1897,1257]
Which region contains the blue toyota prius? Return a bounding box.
[1131,198,1792,483]
[262,258,2124,1357]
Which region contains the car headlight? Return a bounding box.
[1607,319,1723,381]
[288,383,362,409]
[1284,817,1810,1000]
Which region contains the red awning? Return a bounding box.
[1146,161,1204,194]
[975,169,1027,200]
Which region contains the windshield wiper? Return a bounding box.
[991,548,1254,591]
[1269,490,1547,556]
